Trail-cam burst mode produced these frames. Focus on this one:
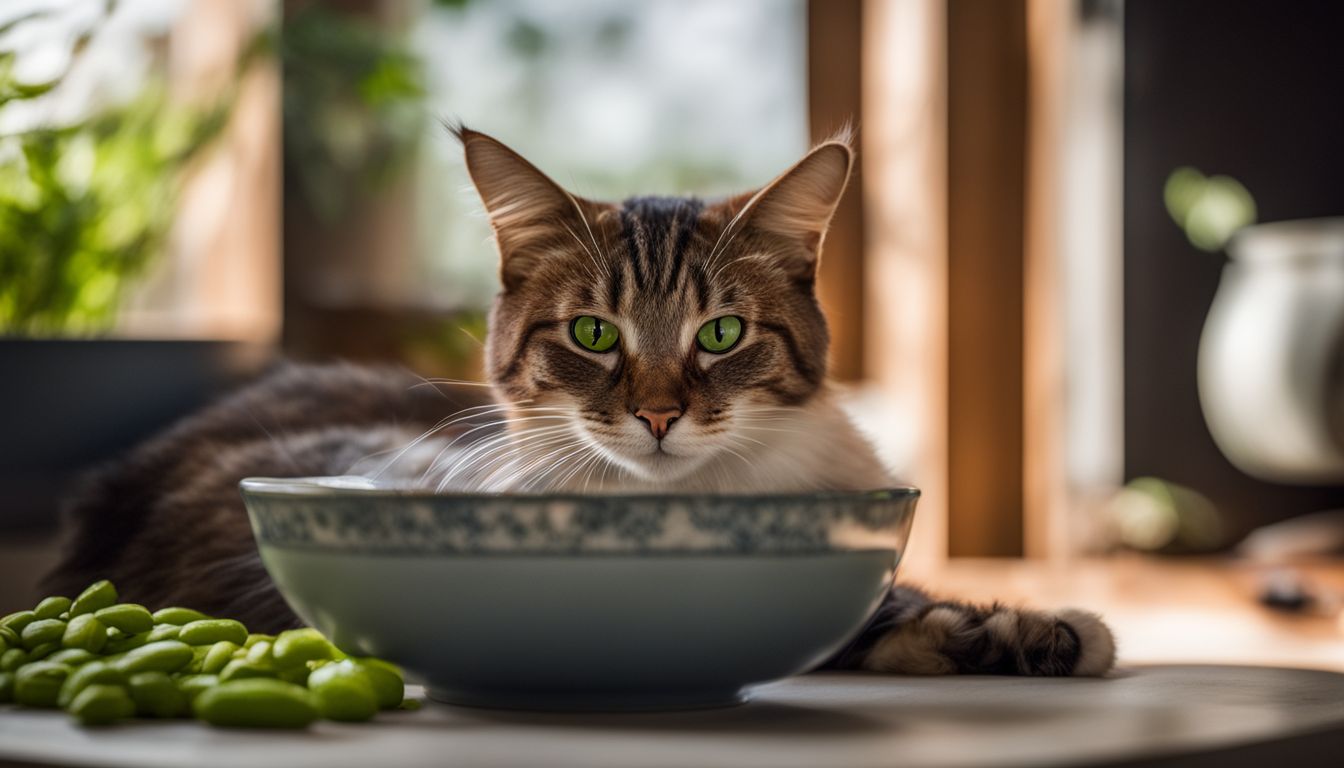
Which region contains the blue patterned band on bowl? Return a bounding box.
[240,478,919,556]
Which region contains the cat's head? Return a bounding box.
[458,126,851,483]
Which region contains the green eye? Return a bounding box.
[570,316,620,352]
[696,316,743,353]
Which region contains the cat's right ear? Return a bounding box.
[454,125,597,291]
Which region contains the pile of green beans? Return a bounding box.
[0,580,408,728]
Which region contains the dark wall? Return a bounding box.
[1124,0,1344,543]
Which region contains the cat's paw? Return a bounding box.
[1053,608,1117,677]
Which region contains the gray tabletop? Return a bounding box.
[3,665,1344,768]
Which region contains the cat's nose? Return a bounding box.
[633,407,682,440]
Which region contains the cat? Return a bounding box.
[44,126,1116,677]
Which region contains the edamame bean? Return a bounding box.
[70,684,135,726]
[34,597,71,620]
[103,631,151,655]
[243,633,275,649]
[69,580,117,618]
[56,661,126,708]
[349,658,404,709]
[219,659,275,682]
[60,614,107,654]
[179,619,247,647]
[94,604,154,634]
[193,679,320,729]
[113,640,193,675]
[27,642,58,661]
[184,646,210,674]
[151,607,209,626]
[0,648,25,672]
[0,672,13,703]
[245,641,272,665]
[21,618,67,649]
[176,674,219,704]
[46,648,97,667]
[307,661,377,722]
[128,671,187,718]
[278,665,309,686]
[146,624,180,643]
[0,626,18,647]
[0,611,36,634]
[202,641,240,675]
[272,628,339,668]
[14,661,71,708]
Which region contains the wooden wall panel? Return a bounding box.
[946,0,1028,556]
[808,0,865,382]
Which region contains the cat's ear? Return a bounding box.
[728,134,854,277]
[455,126,598,290]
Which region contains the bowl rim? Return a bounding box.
[239,476,920,504]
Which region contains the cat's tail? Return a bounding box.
[822,584,1117,677]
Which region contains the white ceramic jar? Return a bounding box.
[1198,217,1344,483]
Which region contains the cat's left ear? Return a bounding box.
[729,134,854,277]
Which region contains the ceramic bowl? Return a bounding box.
[240,477,919,711]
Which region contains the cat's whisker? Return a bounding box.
[418,418,571,485]
[431,427,572,488]
[571,198,614,283]
[492,438,589,491]
[427,425,572,488]
[442,428,578,489]
[559,221,605,285]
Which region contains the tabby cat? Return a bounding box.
[46,127,1115,677]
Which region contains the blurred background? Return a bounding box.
[1,0,1342,667]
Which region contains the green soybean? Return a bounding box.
[0,625,19,647]
[245,640,273,665]
[193,679,320,729]
[34,597,71,620]
[70,684,135,726]
[69,580,117,618]
[57,661,126,708]
[27,643,58,661]
[47,648,97,666]
[1,648,26,672]
[350,658,404,709]
[104,631,151,655]
[21,618,67,649]
[113,640,193,675]
[307,661,377,722]
[278,665,310,686]
[14,661,71,708]
[60,614,108,654]
[151,607,209,626]
[272,628,338,668]
[243,633,275,649]
[146,624,181,643]
[202,641,240,675]
[0,672,13,702]
[1,611,36,635]
[219,658,276,682]
[176,674,219,704]
[179,619,247,647]
[94,604,154,635]
[128,671,187,718]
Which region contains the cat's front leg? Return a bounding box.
[822,584,1116,677]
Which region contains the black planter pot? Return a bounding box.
[0,339,273,533]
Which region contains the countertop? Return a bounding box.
[3,667,1344,768]
[4,558,1344,767]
